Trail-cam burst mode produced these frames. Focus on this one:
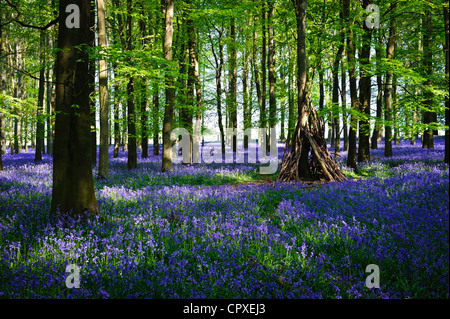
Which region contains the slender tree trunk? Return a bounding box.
[280,64,286,143]
[126,0,137,170]
[210,26,225,155]
[152,83,159,155]
[46,64,53,155]
[35,30,46,162]
[422,9,434,149]
[111,62,120,158]
[444,5,449,163]
[393,74,400,145]
[341,55,348,152]
[384,5,396,157]
[332,16,345,157]
[89,3,96,166]
[371,28,383,149]
[252,24,263,148]
[14,42,22,154]
[98,0,109,177]
[243,42,251,148]
[357,0,372,162]
[261,3,268,152]
[51,0,99,221]
[162,0,175,172]
[344,0,357,168]
[192,27,202,164]
[228,19,237,153]
[267,1,276,148]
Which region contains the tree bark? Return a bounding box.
[97,0,109,177]
[331,20,345,158]
[113,64,120,158]
[384,5,395,157]
[228,18,237,153]
[88,3,96,166]
[152,82,160,155]
[344,0,357,168]
[267,1,276,148]
[14,42,22,155]
[357,0,372,162]
[422,9,434,149]
[51,0,99,221]
[126,0,137,169]
[162,0,175,172]
[35,30,46,162]
[341,54,348,152]
[444,5,449,163]
[371,28,383,149]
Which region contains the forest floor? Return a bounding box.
[0,137,448,298]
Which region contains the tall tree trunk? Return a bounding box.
[152,82,160,155]
[371,29,383,149]
[126,0,137,170]
[384,5,396,157]
[332,16,345,157]
[162,0,175,172]
[89,3,96,166]
[422,9,434,149]
[139,0,149,159]
[46,63,53,155]
[252,24,264,148]
[344,0,358,168]
[14,42,22,154]
[267,1,276,149]
[243,40,251,148]
[97,0,109,177]
[192,25,202,164]
[287,45,296,146]
[210,25,225,155]
[279,63,286,143]
[228,18,237,153]
[357,0,372,162]
[112,64,120,158]
[444,5,449,163]
[261,3,268,152]
[393,74,400,145]
[294,0,309,177]
[35,30,46,162]
[341,54,348,152]
[51,0,99,221]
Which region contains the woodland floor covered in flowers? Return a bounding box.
[0,137,448,299]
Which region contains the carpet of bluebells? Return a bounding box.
[0,137,448,299]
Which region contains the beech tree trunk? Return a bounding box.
[357,0,372,162]
[35,30,45,162]
[98,0,109,177]
[444,5,449,163]
[267,1,276,148]
[384,5,395,157]
[228,18,237,153]
[344,0,358,169]
[126,0,137,170]
[162,0,175,172]
[371,28,383,149]
[422,9,434,149]
[51,0,99,221]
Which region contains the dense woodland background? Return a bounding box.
[0,0,448,299]
[0,0,448,198]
